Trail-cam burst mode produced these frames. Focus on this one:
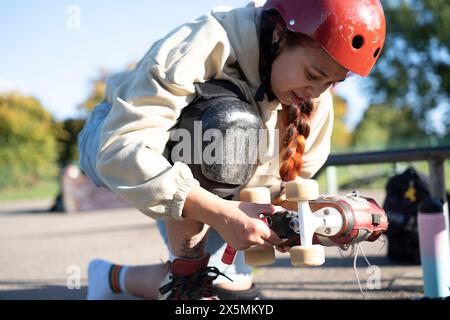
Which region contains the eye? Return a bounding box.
[306,71,319,81]
[328,78,346,87]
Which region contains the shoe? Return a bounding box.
[158,254,231,300]
[213,284,260,300]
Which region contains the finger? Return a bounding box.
[262,227,283,245]
[275,245,291,253]
[259,240,274,249]
[255,237,266,247]
[275,246,288,253]
[252,237,274,249]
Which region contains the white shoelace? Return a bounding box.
[339,243,372,300]
[353,243,372,300]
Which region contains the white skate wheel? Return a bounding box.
[285,179,319,201]
[244,246,275,266]
[289,245,325,267]
[240,187,271,203]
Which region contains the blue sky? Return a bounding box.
[0,0,367,127]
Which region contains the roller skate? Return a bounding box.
[222,179,388,267]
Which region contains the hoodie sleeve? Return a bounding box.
[96,13,231,220]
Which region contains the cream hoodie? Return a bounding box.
[97,2,333,221]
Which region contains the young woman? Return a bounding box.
[79,0,386,300]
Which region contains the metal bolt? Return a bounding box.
[324,209,329,215]
[289,219,299,233]
[325,228,331,234]
[289,19,296,26]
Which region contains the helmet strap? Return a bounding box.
[256,11,287,102]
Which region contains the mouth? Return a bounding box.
[290,91,304,105]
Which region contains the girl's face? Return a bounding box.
[271,39,349,105]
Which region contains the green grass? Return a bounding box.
[0,179,59,202]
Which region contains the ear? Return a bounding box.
[272,23,286,44]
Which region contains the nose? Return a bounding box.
[305,85,321,99]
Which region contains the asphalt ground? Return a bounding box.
[0,192,425,300]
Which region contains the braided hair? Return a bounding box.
[256,9,316,204]
[279,101,313,181]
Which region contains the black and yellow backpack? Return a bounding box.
[383,167,449,264]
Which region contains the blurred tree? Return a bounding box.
[58,69,110,167]
[54,118,86,166]
[351,104,428,150]
[331,94,351,152]
[0,93,59,189]
[365,0,449,135]
[58,65,135,167]
[79,70,108,114]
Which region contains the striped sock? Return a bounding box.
[87,259,128,300]
[108,264,127,294]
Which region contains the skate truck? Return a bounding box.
[222,179,389,267]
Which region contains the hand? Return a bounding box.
[274,200,298,252]
[211,199,283,251]
[183,185,283,251]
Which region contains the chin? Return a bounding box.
[271,90,290,105]
[276,94,290,105]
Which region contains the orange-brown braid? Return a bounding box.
[273,101,314,205]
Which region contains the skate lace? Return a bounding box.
[159,266,232,300]
[339,243,372,300]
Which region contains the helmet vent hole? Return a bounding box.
[374,47,380,58]
[352,35,364,49]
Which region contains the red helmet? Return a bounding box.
[263,0,386,76]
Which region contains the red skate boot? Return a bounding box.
[269,191,389,248]
[223,185,388,267]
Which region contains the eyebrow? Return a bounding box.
[311,66,346,83]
